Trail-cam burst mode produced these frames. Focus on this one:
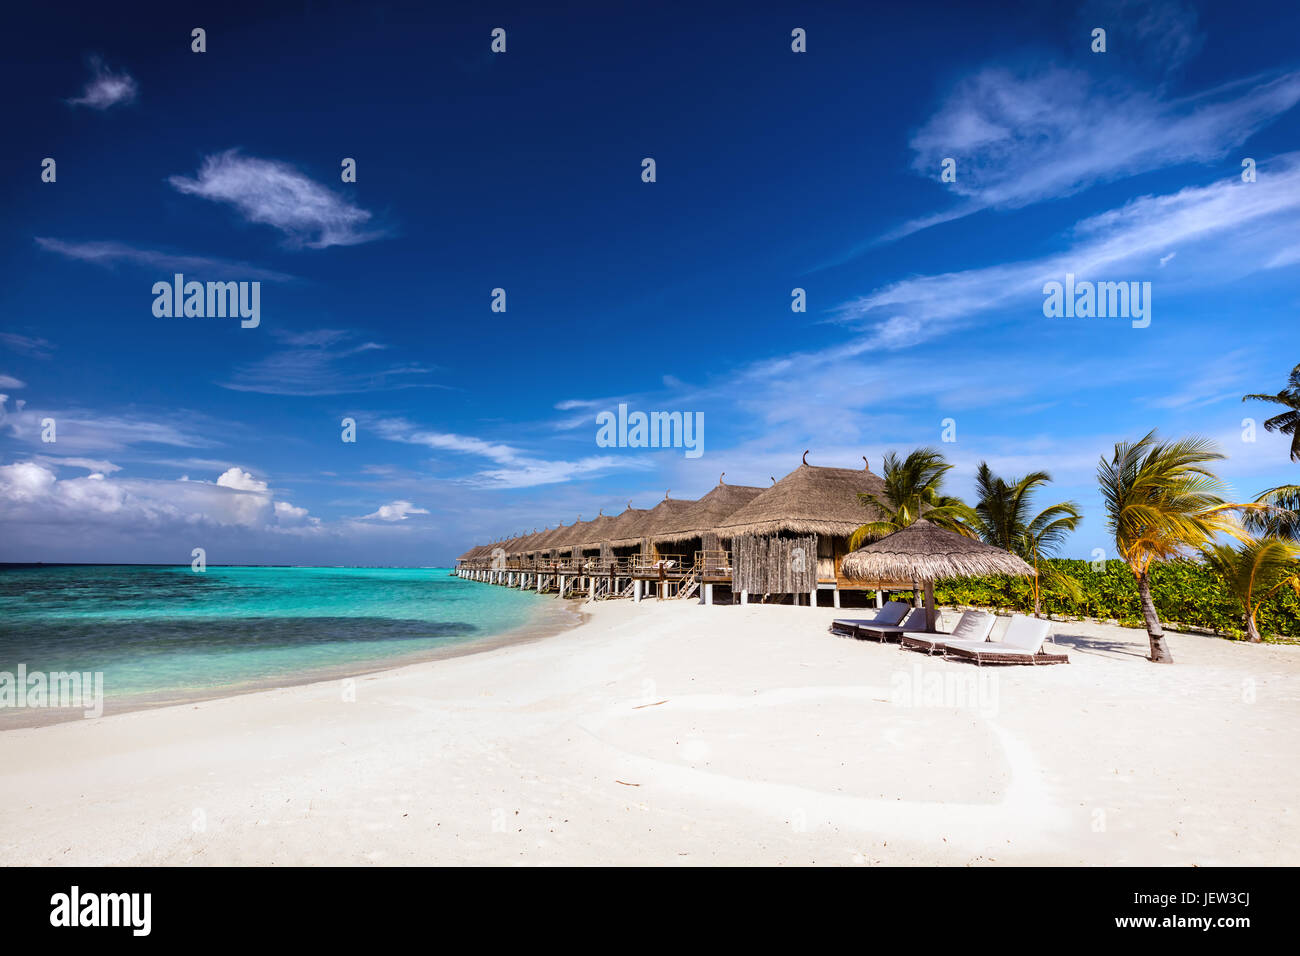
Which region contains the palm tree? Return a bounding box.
[1200,538,1300,642]
[848,448,973,549]
[968,463,1082,617]
[1246,485,1300,540]
[1243,362,1300,461]
[1098,430,1248,663]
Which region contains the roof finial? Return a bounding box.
[770,476,776,485]
[719,472,725,485]
[627,500,632,510]
[576,514,582,522]
[664,489,670,500]
[863,456,870,472]
[802,449,810,465]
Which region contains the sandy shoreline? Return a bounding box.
[0,594,583,730]
[1,599,1296,866]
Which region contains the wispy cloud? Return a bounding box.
[0,333,55,359]
[0,398,219,454]
[875,65,1300,245]
[168,150,384,249]
[836,151,1300,348]
[1079,0,1205,74]
[220,329,441,396]
[0,374,25,389]
[66,56,137,110]
[35,237,294,282]
[374,418,654,489]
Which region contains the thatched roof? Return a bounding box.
[512,533,540,553]
[610,497,697,546]
[840,519,1034,581]
[572,512,617,549]
[530,524,569,552]
[652,481,765,543]
[601,505,649,546]
[551,520,591,551]
[716,460,887,538]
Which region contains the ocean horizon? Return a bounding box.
[0,564,569,725]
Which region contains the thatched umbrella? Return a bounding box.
[840,519,1034,632]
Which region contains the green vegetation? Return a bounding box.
[1098,431,1247,662]
[1243,361,1300,462]
[849,448,974,549]
[966,463,1082,617]
[921,558,1300,640]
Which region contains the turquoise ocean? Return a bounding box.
[0,565,563,722]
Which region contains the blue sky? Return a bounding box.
[1,0,1298,565]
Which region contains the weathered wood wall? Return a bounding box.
[732,533,818,594]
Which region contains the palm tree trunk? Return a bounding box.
[1137,572,1173,663]
[1245,609,1262,643]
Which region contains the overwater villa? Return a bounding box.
[455,456,907,608]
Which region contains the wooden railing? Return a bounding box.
[696,550,732,576]
[633,553,686,573]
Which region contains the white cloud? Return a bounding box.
[359,500,430,521]
[0,374,25,389]
[0,462,319,537]
[215,466,269,494]
[168,150,382,249]
[66,56,137,110]
[274,500,313,524]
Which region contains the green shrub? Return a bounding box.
[913,559,1300,639]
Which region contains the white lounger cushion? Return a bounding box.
[901,610,995,644]
[949,610,996,641]
[999,614,1052,652]
[944,615,1051,656]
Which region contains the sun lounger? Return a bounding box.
[851,607,929,642]
[829,601,910,637]
[899,610,996,655]
[942,614,1068,665]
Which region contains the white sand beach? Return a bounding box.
[2,601,1296,866]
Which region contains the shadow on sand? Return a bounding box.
[1047,631,1150,660]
